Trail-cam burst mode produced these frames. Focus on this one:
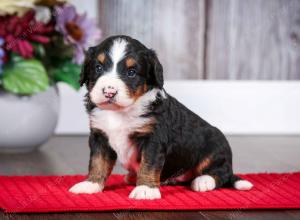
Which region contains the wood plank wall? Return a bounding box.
[98,0,300,80]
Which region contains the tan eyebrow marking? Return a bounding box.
[125,57,137,68]
[97,53,106,63]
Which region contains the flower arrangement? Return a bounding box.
[0,0,101,95]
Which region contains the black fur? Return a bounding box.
[131,93,239,187]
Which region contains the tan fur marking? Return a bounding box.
[128,83,148,100]
[194,156,212,175]
[97,53,106,63]
[88,153,115,183]
[125,57,137,68]
[136,153,161,187]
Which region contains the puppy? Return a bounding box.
[69,35,253,199]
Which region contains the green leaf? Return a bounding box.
[52,61,81,90]
[2,56,49,95]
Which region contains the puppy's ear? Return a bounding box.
[147,49,164,89]
[79,47,95,87]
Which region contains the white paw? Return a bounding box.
[69,181,104,194]
[129,185,161,200]
[234,180,253,191]
[191,175,216,192]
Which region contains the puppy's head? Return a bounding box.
[80,35,163,111]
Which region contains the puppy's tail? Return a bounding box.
[229,175,253,191]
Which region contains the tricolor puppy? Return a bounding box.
[69,35,253,199]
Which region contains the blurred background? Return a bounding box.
[0,0,299,174]
[97,0,300,80]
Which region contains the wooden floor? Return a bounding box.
[0,135,300,219]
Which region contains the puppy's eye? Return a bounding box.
[95,64,103,74]
[127,69,136,78]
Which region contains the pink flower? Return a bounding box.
[55,5,101,64]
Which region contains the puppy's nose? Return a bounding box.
[103,86,117,99]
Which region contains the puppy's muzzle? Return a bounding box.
[102,86,118,99]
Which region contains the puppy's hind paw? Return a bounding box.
[191,175,216,192]
[69,181,104,194]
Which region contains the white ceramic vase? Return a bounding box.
[0,86,59,153]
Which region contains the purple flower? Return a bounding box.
[0,37,5,75]
[55,5,101,64]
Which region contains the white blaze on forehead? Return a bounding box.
[109,38,128,71]
[90,38,132,107]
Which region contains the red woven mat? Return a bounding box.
[0,172,300,213]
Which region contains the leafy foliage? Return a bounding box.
[2,55,49,95]
[51,60,81,90]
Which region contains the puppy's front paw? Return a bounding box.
[129,185,161,200]
[69,181,104,194]
[191,175,216,192]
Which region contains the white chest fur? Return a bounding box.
[90,107,150,170]
[89,89,164,170]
